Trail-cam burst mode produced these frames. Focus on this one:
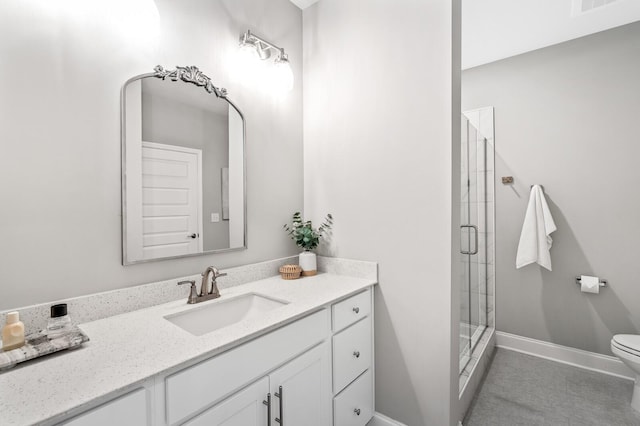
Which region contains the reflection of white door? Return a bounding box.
[130,142,202,260]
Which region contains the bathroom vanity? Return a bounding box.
[0,64,377,425]
[0,259,376,426]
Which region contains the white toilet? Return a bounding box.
[611,334,640,412]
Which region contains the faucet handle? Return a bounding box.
[178,280,198,304]
[212,267,226,279]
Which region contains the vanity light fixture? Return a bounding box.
[238,30,294,92]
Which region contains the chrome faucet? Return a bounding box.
[177,266,227,304]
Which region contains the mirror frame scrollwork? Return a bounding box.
[152,65,228,98]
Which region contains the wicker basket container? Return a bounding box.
[279,264,302,280]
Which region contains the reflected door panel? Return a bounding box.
[138,142,201,260]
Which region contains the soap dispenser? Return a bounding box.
[2,311,25,351]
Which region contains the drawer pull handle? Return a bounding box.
[263,393,271,426]
[353,350,360,358]
[275,386,283,425]
[353,307,360,314]
[354,408,361,416]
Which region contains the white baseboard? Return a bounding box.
[496,331,634,381]
[367,412,407,426]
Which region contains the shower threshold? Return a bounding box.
[459,323,487,374]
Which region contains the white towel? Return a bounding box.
[516,185,557,271]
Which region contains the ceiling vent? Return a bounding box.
[572,0,622,16]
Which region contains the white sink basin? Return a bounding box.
[165,293,289,336]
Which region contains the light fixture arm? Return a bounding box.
[240,30,287,60]
[238,29,294,91]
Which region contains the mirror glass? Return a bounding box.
[122,66,246,264]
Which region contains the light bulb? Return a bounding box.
[238,41,259,63]
[272,56,294,92]
[236,41,261,85]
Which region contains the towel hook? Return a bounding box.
[530,184,544,191]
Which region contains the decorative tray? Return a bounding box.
[0,326,89,371]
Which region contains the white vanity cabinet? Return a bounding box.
[165,309,330,425]
[54,285,375,426]
[172,288,374,426]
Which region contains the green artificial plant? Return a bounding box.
[283,212,333,251]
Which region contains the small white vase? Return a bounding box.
[299,251,317,276]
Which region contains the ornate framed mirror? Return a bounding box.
[121,65,246,265]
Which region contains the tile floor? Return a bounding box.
[464,348,640,426]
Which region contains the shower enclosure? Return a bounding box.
[459,108,495,386]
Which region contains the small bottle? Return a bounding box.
[2,311,25,351]
[46,304,72,339]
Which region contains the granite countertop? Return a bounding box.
[0,271,376,426]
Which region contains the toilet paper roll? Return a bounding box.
[580,275,600,294]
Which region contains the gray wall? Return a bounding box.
[303,0,462,424]
[462,22,640,355]
[0,0,303,310]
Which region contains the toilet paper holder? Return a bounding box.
[575,276,608,287]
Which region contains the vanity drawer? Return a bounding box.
[332,289,371,332]
[333,369,373,426]
[165,309,328,425]
[332,316,371,393]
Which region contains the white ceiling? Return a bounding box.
[462,0,640,69]
[290,0,640,69]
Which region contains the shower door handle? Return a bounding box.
[460,224,478,255]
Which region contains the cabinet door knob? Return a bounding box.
[187,233,197,239]
[353,351,360,358]
[354,408,361,416]
[353,307,360,314]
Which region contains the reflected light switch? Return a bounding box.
[211,213,220,223]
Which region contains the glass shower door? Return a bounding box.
[459,115,488,374]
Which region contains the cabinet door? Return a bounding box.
[63,388,149,426]
[269,343,331,426]
[183,377,269,426]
